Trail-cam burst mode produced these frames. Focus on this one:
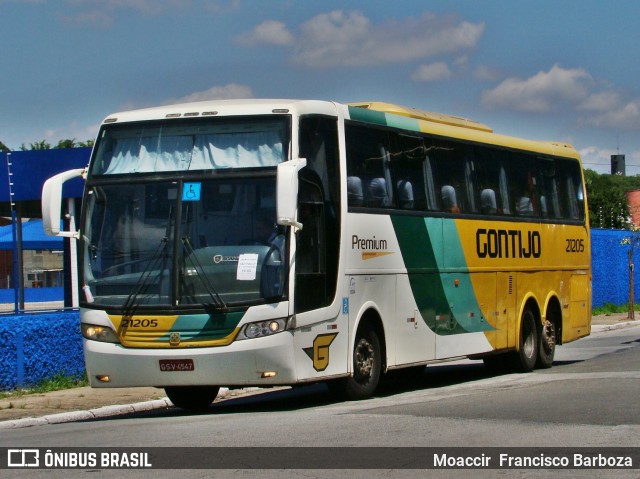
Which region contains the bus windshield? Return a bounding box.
[81,116,291,311]
[90,116,289,175]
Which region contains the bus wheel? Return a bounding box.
[347,325,382,399]
[509,308,538,372]
[536,319,556,369]
[165,386,220,410]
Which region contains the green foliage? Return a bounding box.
[592,303,640,315]
[20,140,51,151]
[14,138,94,151]
[584,169,640,229]
[0,141,10,153]
[0,371,88,398]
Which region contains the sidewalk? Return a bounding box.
[0,314,637,429]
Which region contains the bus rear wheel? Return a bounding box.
[536,319,556,369]
[165,386,220,410]
[508,308,538,372]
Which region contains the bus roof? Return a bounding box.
[346,101,581,161]
[100,99,338,125]
[348,101,494,133]
[99,98,581,162]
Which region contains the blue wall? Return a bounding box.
[591,228,640,308]
[0,311,84,390]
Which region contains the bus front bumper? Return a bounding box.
[83,332,297,388]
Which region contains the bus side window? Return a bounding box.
[430,140,472,214]
[474,146,507,216]
[510,154,539,217]
[560,160,584,220]
[392,134,428,210]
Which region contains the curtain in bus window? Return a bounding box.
[105,136,194,174]
[499,165,511,214]
[104,132,283,174]
[424,156,438,210]
[191,132,283,169]
[464,159,477,212]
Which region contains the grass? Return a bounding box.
[592,303,640,315]
[0,372,88,400]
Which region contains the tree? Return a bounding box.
[584,169,640,229]
[20,140,51,151]
[55,139,77,149]
[0,141,9,153]
[17,138,94,151]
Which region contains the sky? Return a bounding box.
[2,0,640,174]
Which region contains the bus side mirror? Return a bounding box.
[276,158,307,231]
[42,168,86,238]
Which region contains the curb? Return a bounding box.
[0,387,261,430]
[592,321,639,332]
[0,398,173,430]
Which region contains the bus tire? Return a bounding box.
[165,386,220,410]
[509,308,538,372]
[330,325,382,400]
[536,319,556,369]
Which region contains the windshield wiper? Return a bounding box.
[182,236,228,311]
[121,237,169,321]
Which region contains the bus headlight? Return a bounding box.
[238,318,287,340]
[81,324,120,344]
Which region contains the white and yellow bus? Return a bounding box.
[42,99,591,408]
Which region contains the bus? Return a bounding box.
[42,99,591,409]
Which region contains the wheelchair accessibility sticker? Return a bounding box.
[182,183,201,201]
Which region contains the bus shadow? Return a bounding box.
[94,357,586,421]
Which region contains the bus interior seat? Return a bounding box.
[366,178,390,207]
[480,188,497,214]
[516,196,534,216]
[347,176,363,206]
[441,185,459,213]
[397,179,414,209]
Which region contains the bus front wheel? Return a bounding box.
[165,386,220,410]
[329,324,382,400]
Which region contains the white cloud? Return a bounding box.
[170,83,254,104]
[578,91,621,112]
[236,20,294,46]
[411,62,452,82]
[481,64,593,113]
[237,10,484,69]
[294,11,484,68]
[581,100,640,130]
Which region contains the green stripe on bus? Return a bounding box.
[158,311,245,342]
[347,105,388,126]
[391,215,493,335]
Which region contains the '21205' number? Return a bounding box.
[566,239,585,253]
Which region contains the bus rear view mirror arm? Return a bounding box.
[277,158,306,231]
[42,168,86,238]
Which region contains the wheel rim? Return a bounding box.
[522,314,535,359]
[354,338,374,381]
[541,320,556,354]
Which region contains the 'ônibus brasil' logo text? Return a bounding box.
[476,228,541,259]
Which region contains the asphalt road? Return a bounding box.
[1,324,639,479]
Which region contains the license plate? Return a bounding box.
[159,359,195,372]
